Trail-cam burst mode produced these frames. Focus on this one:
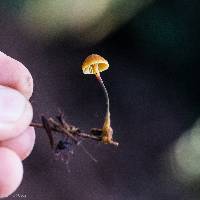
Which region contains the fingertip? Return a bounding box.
[15,60,34,100]
[0,51,33,99]
[0,88,33,140]
[0,147,23,198]
[0,127,36,160]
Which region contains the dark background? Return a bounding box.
[1,0,200,199]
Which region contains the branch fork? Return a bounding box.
[30,112,119,149]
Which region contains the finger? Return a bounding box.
[0,147,23,198]
[0,51,33,99]
[0,127,35,160]
[0,86,33,141]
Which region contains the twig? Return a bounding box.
[30,113,118,147]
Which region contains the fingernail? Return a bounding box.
[0,86,26,123]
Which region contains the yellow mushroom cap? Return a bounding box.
[82,54,109,75]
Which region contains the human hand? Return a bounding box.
[0,51,35,198]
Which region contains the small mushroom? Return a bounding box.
[81,54,118,146]
[82,54,109,77]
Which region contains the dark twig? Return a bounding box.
[41,116,54,148]
[30,113,118,147]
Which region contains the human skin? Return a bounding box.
[0,51,35,198]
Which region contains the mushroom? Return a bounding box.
[82,54,109,76]
[82,54,118,146]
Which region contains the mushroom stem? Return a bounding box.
[93,63,100,77]
[95,75,110,128]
